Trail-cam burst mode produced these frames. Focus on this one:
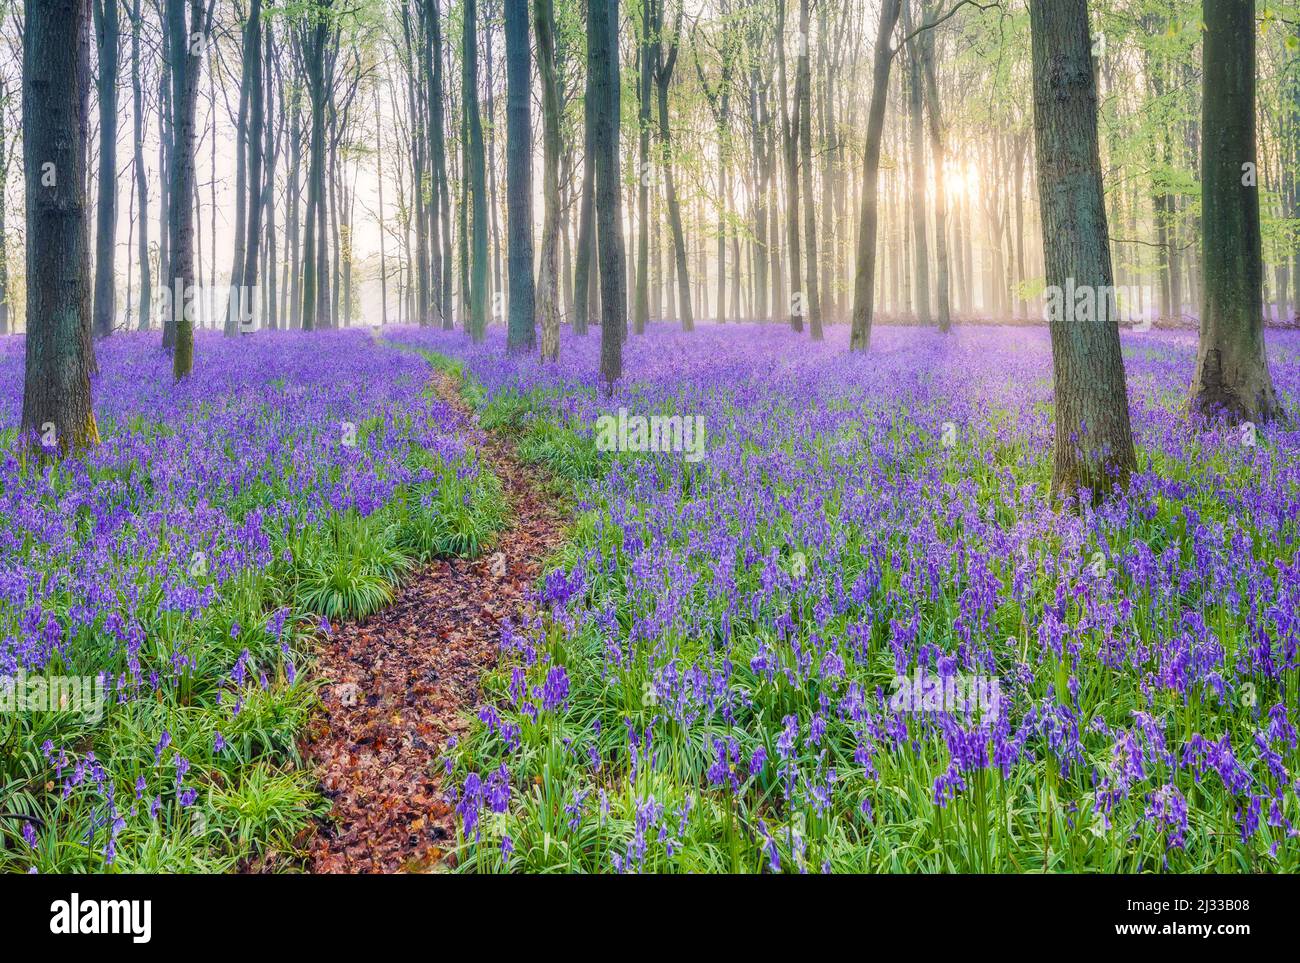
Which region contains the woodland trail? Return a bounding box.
[298,369,567,874]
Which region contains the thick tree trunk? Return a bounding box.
[1029,0,1137,499]
[1191,0,1282,422]
[22,0,98,453]
[849,0,900,351]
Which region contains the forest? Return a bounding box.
[0,0,1298,884]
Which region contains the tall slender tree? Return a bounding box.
[464,0,488,341]
[130,0,151,330]
[633,0,652,334]
[849,0,900,351]
[92,0,121,338]
[590,0,624,388]
[797,0,820,338]
[919,0,950,332]
[300,0,330,331]
[504,0,535,352]
[535,0,562,360]
[653,0,691,330]
[227,0,264,335]
[166,0,210,378]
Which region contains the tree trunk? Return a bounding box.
[535,0,562,361]
[464,0,488,341]
[129,0,151,330]
[849,0,900,351]
[902,0,930,325]
[777,0,801,331]
[300,1,329,331]
[92,0,121,339]
[919,0,950,332]
[591,0,624,388]
[1190,0,1282,422]
[654,4,692,331]
[1029,0,1137,499]
[167,0,206,378]
[798,0,821,339]
[505,0,536,352]
[633,0,652,334]
[22,0,98,454]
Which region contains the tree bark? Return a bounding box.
[504,0,536,352]
[535,0,562,361]
[849,0,900,351]
[590,0,625,388]
[167,0,208,378]
[919,0,950,331]
[1190,0,1282,423]
[797,0,820,338]
[92,0,121,339]
[1029,0,1137,499]
[464,0,488,341]
[22,0,98,454]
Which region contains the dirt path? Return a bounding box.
[298,371,566,873]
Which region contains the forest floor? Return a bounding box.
[298,369,566,874]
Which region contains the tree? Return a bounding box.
[1190,0,1283,423]
[22,0,98,453]
[0,70,16,337]
[535,0,562,361]
[226,0,265,335]
[633,0,652,334]
[590,0,624,388]
[430,0,452,328]
[848,0,900,351]
[918,0,950,332]
[797,0,821,338]
[464,0,488,342]
[1029,0,1136,499]
[129,0,151,331]
[166,0,211,378]
[653,0,691,331]
[92,0,121,339]
[299,0,331,331]
[776,0,801,331]
[504,0,535,352]
[901,0,929,326]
